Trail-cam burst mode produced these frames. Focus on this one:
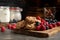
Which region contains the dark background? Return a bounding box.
[0,0,60,21]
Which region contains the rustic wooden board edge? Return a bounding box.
[13,27,60,38]
[57,27,60,32]
[13,29,49,38]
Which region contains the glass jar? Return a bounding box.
[14,7,22,21]
[10,7,23,23]
[44,7,57,23]
[0,6,10,23]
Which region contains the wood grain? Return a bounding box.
[13,27,60,38]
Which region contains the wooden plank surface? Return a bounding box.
[13,27,60,38]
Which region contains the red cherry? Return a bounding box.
[1,26,6,32]
[41,25,46,31]
[52,23,56,27]
[36,16,41,20]
[41,19,46,23]
[12,23,16,27]
[11,26,16,30]
[7,24,12,29]
[40,22,44,25]
[36,25,41,31]
[56,22,60,26]
[46,22,49,25]
[49,24,53,29]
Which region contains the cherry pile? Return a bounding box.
[0,16,60,32]
[0,23,16,32]
[36,16,60,31]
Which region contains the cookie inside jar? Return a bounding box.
[44,7,57,23]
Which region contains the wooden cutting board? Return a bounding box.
[13,27,60,38]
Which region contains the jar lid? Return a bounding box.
[10,7,17,10]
